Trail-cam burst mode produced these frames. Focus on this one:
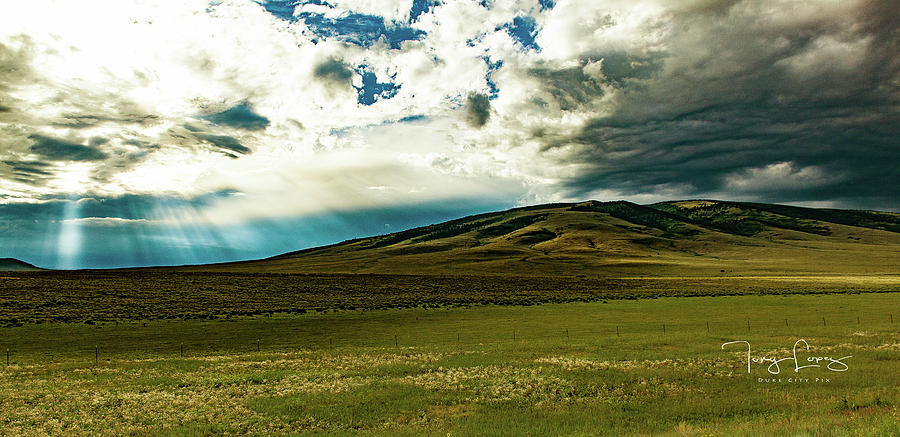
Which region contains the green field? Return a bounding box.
[3,271,899,326]
[2,292,899,436]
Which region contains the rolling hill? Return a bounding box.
[187,200,900,277]
[0,258,43,271]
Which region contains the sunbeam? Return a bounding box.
[57,199,82,270]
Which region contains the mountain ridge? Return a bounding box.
[0,258,43,271]
[182,199,900,276]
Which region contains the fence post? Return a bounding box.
[616,326,620,337]
[256,339,260,352]
[180,343,184,358]
[95,345,98,364]
[706,321,709,333]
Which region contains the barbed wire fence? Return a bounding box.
[1,312,896,367]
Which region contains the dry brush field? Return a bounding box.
[2,271,898,326]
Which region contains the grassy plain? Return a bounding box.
[2,271,899,326]
[2,292,899,436]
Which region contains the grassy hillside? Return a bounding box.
[652,200,900,236]
[183,200,900,276]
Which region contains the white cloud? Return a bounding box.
[1,0,889,222]
[778,35,870,79]
[59,217,154,226]
[1,0,570,211]
[328,0,416,23]
[537,0,666,61]
[725,162,839,192]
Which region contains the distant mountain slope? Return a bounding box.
[652,200,900,236]
[186,200,900,276]
[0,258,43,271]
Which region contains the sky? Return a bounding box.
[0,0,897,269]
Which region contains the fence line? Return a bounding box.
[2,313,896,367]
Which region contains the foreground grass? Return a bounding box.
[1,293,899,436]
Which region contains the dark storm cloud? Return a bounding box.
[203,102,270,131]
[527,53,661,113]
[465,92,491,128]
[88,137,108,147]
[536,0,900,210]
[3,160,51,176]
[28,134,109,161]
[313,57,354,87]
[155,125,254,158]
[122,139,156,148]
[197,133,251,155]
[51,112,161,129]
[0,159,54,186]
[2,159,53,184]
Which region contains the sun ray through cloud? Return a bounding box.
[57,199,83,270]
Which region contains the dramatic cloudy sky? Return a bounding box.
[1,0,897,268]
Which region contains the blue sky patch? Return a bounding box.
[503,16,540,51]
[399,114,427,123]
[298,12,426,49]
[410,0,441,22]
[300,0,334,6]
[257,0,298,21]
[256,0,337,21]
[355,69,401,105]
[206,1,224,13]
[538,0,555,11]
[483,56,503,99]
[256,1,424,49]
